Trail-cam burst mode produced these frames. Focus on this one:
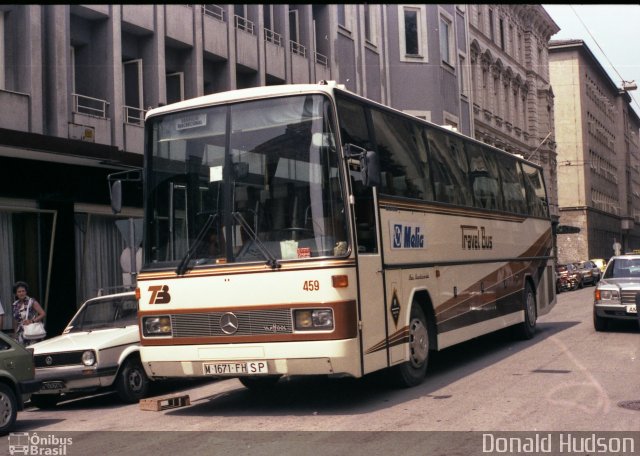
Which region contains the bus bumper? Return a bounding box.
[140,338,361,379]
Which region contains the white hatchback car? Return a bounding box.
[29,291,149,408]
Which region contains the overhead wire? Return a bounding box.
[568,5,640,115]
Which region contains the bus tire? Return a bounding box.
[514,283,536,340]
[239,375,281,392]
[390,305,429,388]
[116,357,149,403]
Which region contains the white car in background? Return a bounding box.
[594,255,640,331]
[28,291,150,408]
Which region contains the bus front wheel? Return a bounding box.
[389,305,429,388]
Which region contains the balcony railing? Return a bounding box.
[234,15,254,35]
[264,28,282,47]
[202,4,225,22]
[290,40,306,57]
[314,51,328,67]
[73,93,109,119]
[124,106,146,126]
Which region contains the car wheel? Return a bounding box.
[578,278,584,289]
[0,383,17,436]
[116,357,149,403]
[388,305,429,388]
[238,375,282,392]
[593,308,608,332]
[514,282,537,340]
[29,393,60,409]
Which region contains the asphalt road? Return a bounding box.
[5,286,640,455]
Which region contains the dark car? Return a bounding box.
[556,263,581,291]
[0,331,41,435]
[594,254,640,331]
[574,260,600,286]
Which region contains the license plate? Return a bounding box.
[626,305,637,314]
[42,381,65,390]
[203,361,268,375]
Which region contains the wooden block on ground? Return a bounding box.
[140,394,191,411]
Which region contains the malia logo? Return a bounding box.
[461,225,493,250]
[390,222,426,249]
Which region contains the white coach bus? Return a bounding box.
[126,81,556,389]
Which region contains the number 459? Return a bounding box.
[303,280,320,291]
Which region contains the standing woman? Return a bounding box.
[12,281,46,346]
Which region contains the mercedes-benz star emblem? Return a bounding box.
[45,356,53,366]
[220,312,239,335]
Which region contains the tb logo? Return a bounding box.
[148,285,171,304]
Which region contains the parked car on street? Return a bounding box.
[0,331,41,434]
[556,263,581,291]
[575,260,600,285]
[29,291,150,408]
[590,258,607,274]
[593,254,640,331]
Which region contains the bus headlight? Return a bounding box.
[294,309,334,331]
[82,350,96,366]
[143,316,172,336]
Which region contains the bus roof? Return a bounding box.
[145,83,337,120]
[146,82,544,171]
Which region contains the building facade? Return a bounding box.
[549,39,640,262]
[0,4,473,334]
[467,4,560,221]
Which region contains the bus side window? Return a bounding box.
[519,162,548,217]
[497,155,527,214]
[336,95,378,254]
[466,142,503,211]
[425,128,473,206]
[369,109,432,201]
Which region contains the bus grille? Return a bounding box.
[170,309,293,337]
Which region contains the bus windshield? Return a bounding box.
[144,94,349,270]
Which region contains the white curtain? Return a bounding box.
[75,213,126,304]
[0,212,15,330]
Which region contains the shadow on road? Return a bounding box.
[165,319,579,417]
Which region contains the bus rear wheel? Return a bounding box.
[513,283,537,340]
[389,305,429,388]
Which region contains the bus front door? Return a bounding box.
[353,186,389,376]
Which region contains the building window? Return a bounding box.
[499,18,505,51]
[439,12,453,67]
[337,5,352,33]
[405,9,419,55]
[399,5,427,62]
[166,72,184,104]
[488,8,494,42]
[363,4,378,46]
[459,54,469,97]
[263,4,273,30]
[0,12,4,90]
[123,59,144,125]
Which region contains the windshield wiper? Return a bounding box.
[176,213,219,275]
[232,211,281,269]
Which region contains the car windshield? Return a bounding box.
[603,258,640,279]
[65,296,138,332]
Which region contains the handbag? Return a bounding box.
[22,299,46,340]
